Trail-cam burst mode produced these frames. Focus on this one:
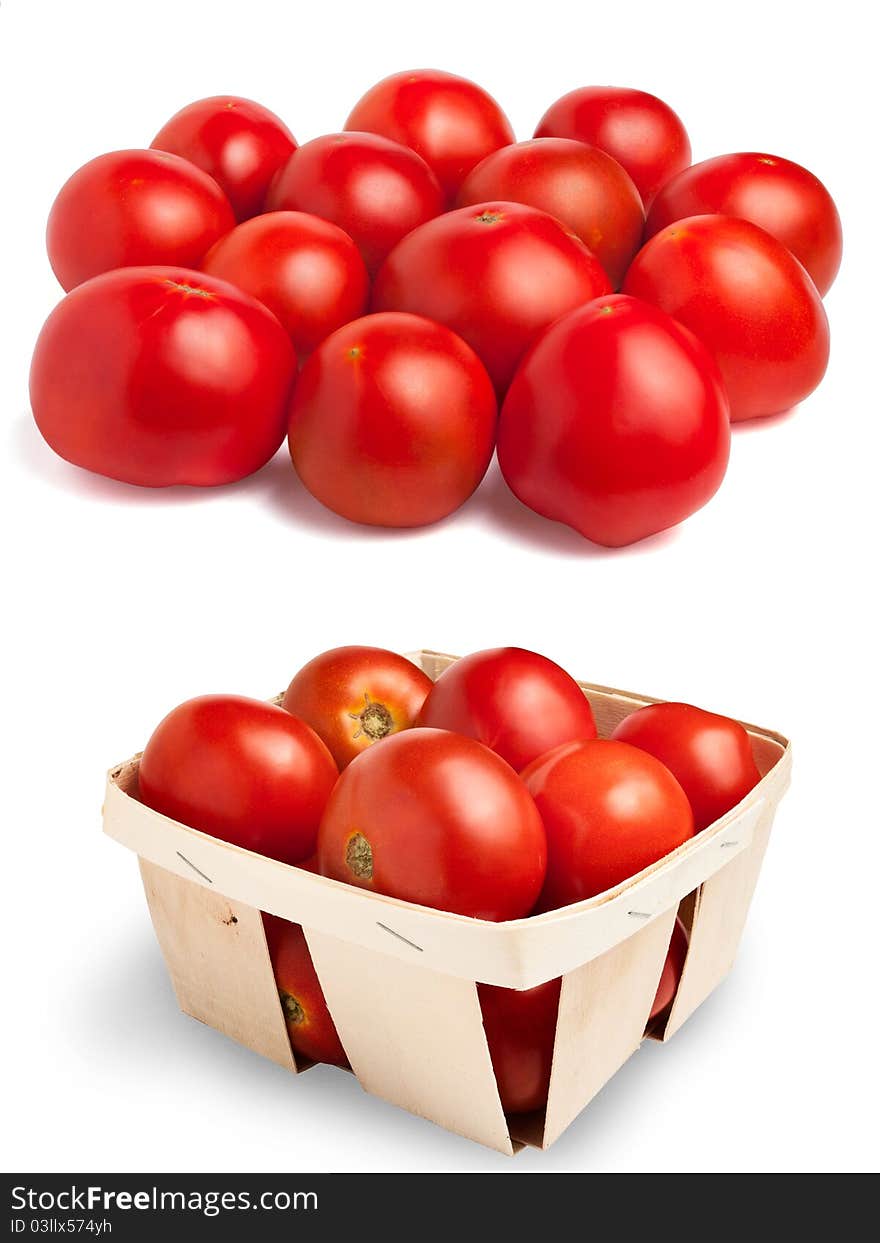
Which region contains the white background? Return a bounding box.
[1,0,877,1175]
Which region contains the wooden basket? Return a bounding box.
[102,650,791,1154]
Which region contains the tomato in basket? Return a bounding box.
[479,977,561,1115]
[650,916,690,1022]
[282,646,434,769]
[522,738,694,910]
[317,728,547,920]
[138,695,338,865]
[417,647,597,771]
[612,702,761,831]
[263,915,349,1066]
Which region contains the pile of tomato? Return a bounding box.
[30,72,840,546]
[137,644,762,1114]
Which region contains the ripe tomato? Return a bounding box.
[151,96,297,221]
[645,152,843,296]
[345,69,515,203]
[138,695,338,865]
[288,312,497,527]
[282,646,434,769]
[535,86,691,208]
[650,917,689,1022]
[46,149,235,291]
[612,701,761,831]
[266,132,443,275]
[317,728,547,921]
[624,215,830,421]
[372,202,611,393]
[417,647,597,771]
[521,739,694,910]
[263,915,348,1066]
[498,295,730,547]
[30,267,296,487]
[457,138,644,289]
[201,211,369,356]
[478,977,561,1115]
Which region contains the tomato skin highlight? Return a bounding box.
[138,695,338,865]
[29,266,296,487]
[417,647,597,771]
[535,86,691,209]
[650,917,689,1021]
[263,915,349,1066]
[151,96,297,221]
[522,738,694,911]
[645,152,842,296]
[624,214,830,421]
[201,210,369,356]
[497,294,730,547]
[345,68,515,203]
[612,701,761,831]
[457,137,644,289]
[266,132,443,276]
[288,312,497,528]
[317,728,547,921]
[372,201,611,394]
[479,977,561,1114]
[46,149,235,291]
[282,646,434,769]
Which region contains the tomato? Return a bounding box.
[30,267,296,487]
[345,69,514,203]
[479,977,561,1115]
[417,647,597,771]
[650,917,689,1022]
[266,132,443,275]
[372,202,611,393]
[317,728,547,921]
[151,95,297,221]
[521,739,694,910]
[288,312,497,527]
[645,152,842,297]
[498,295,730,547]
[612,701,761,831]
[201,211,369,356]
[623,215,830,421]
[46,149,235,291]
[534,86,691,208]
[263,915,348,1066]
[282,646,434,769]
[138,695,338,865]
[457,138,644,289]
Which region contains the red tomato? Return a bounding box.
[288,312,497,527]
[535,86,691,208]
[624,215,830,421]
[46,149,235,291]
[151,96,297,221]
[282,646,434,769]
[201,211,369,356]
[479,978,561,1114]
[372,202,611,393]
[138,695,338,865]
[263,915,348,1066]
[266,132,443,275]
[521,739,694,910]
[345,69,515,203]
[457,138,644,288]
[645,152,842,296]
[417,647,597,771]
[30,267,296,487]
[317,728,547,921]
[650,917,689,1022]
[498,295,730,547]
[612,701,761,831]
